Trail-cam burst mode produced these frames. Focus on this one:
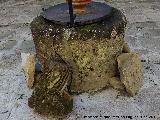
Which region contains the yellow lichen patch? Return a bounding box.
[47,71,61,89]
[111,28,118,39]
[77,55,90,68]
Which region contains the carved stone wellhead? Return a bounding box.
[27,0,144,118]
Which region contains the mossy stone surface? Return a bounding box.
[28,56,73,117]
[31,8,127,93]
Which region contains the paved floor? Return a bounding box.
[0,0,160,120]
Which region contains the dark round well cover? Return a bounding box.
[41,1,113,26]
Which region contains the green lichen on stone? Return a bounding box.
[77,23,98,31]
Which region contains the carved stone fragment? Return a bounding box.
[28,54,73,117]
[21,53,35,88]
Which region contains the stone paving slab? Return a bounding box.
[0,0,160,120]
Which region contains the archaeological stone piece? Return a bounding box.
[28,54,73,117]
[30,8,127,93]
[117,52,144,96]
[21,53,35,88]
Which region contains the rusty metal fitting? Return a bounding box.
[41,0,113,26]
[66,0,91,13]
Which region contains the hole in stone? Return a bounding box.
[88,67,94,71]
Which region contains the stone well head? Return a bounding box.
[32,0,127,94]
[28,0,143,117]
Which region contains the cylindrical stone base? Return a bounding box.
[31,8,127,93]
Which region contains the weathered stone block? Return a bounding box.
[0,40,17,51]
[21,53,35,88]
[28,55,73,117]
[117,52,144,96]
[30,8,127,93]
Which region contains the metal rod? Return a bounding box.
[68,0,75,26]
